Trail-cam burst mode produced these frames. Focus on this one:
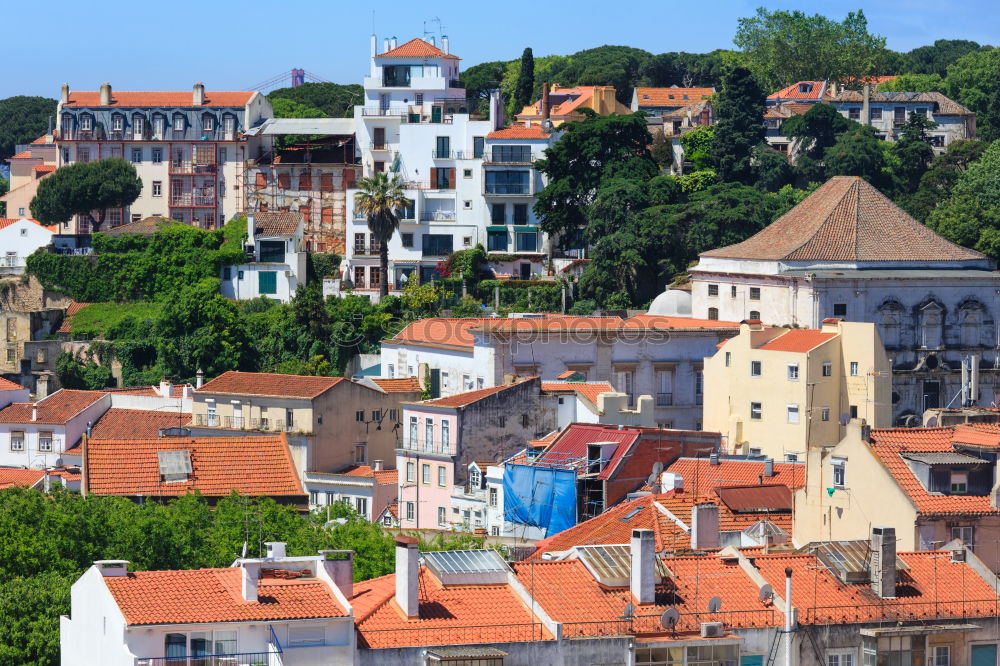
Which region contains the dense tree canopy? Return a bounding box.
[639,51,731,89]
[904,140,987,221]
[926,141,1000,260]
[711,67,766,184]
[944,49,1000,140]
[0,95,57,160]
[30,158,142,231]
[267,82,363,118]
[907,39,991,77]
[508,48,535,120]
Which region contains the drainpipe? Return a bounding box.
[785,567,793,666]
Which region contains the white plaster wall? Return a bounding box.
[0,220,54,269]
[60,567,133,666]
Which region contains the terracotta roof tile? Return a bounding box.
[486,125,550,139]
[541,381,616,405]
[757,329,837,352]
[57,302,92,334]
[252,211,300,237]
[388,318,493,349]
[9,151,33,159]
[0,468,45,489]
[85,434,305,499]
[339,464,398,485]
[379,38,458,59]
[767,81,831,101]
[635,87,715,106]
[715,484,792,512]
[101,215,172,237]
[701,177,986,263]
[0,389,105,425]
[624,314,742,329]
[63,90,254,108]
[33,164,56,173]
[197,371,342,399]
[419,377,536,408]
[370,377,422,393]
[0,378,25,391]
[831,90,972,115]
[104,567,345,625]
[90,408,190,440]
[665,457,806,495]
[30,135,49,144]
[0,217,57,232]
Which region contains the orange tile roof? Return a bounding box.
[665,457,806,495]
[701,177,986,263]
[30,135,49,145]
[33,164,56,174]
[85,434,305,499]
[370,377,422,393]
[518,85,622,118]
[0,468,45,489]
[379,37,459,60]
[635,87,715,106]
[541,381,615,405]
[767,80,831,101]
[352,567,551,648]
[870,427,1000,515]
[624,314,742,330]
[0,217,57,233]
[103,567,346,625]
[63,90,254,108]
[388,317,494,349]
[9,151,34,159]
[757,329,837,352]
[0,378,25,391]
[0,389,106,425]
[89,408,190,440]
[339,464,398,485]
[252,211,300,237]
[57,302,91,334]
[419,377,536,408]
[197,371,342,399]
[486,124,550,139]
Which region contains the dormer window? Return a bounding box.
[203,114,215,131]
[799,83,813,93]
[111,114,124,132]
[173,113,185,133]
[470,467,481,488]
[224,114,235,137]
[133,114,144,137]
[951,471,969,494]
[80,115,93,131]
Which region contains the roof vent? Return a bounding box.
[95,560,129,577]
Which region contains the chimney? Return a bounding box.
[32,403,38,421]
[100,83,111,106]
[383,38,390,53]
[265,542,287,559]
[870,526,897,598]
[373,459,384,471]
[60,83,69,105]
[542,82,551,120]
[48,115,54,136]
[370,34,377,58]
[94,560,129,577]
[862,83,871,126]
[630,528,656,605]
[319,550,354,599]
[442,35,449,54]
[764,458,775,477]
[690,502,720,550]
[709,452,720,466]
[196,369,204,389]
[182,384,191,400]
[395,535,420,618]
[660,471,683,492]
[159,379,172,398]
[86,421,93,438]
[241,563,259,602]
[193,83,205,106]
[390,36,398,50]
[429,36,436,48]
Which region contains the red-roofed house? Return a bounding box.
[0,389,110,468]
[61,544,355,665]
[54,82,272,233]
[767,80,835,105]
[1,135,57,222]
[631,87,715,116]
[704,319,890,458]
[0,217,58,273]
[663,455,806,496]
[516,84,631,126]
[0,378,29,410]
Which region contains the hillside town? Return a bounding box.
[4,5,1000,666]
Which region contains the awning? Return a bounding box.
[486,225,508,232]
[513,225,537,233]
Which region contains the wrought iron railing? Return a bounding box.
[398,437,452,454]
[359,622,547,649]
[135,651,281,666]
[656,392,673,406]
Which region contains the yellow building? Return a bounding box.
[516,84,631,127]
[702,318,890,459]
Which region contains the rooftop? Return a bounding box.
[0,217,58,233]
[0,468,45,489]
[486,124,551,140]
[756,329,838,352]
[418,377,536,409]
[768,80,831,102]
[252,211,301,237]
[196,371,342,399]
[89,408,190,440]
[338,464,398,485]
[387,317,493,350]
[0,389,106,425]
[635,87,715,106]
[540,381,616,406]
[664,457,806,496]
[369,377,422,393]
[378,37,459,60]
[0,378,25,391]
[62,90,255,108]
[831,90,973,115]
[100,215,172,237]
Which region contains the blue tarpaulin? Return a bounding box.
[503,463,576,537]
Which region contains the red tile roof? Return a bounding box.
[0,468,45,489]
[352,567,551,648]
[197,371,342,399]
[665,457,806,495]
[0,378,25,391]
[757,329,837,352]
[767,80,831,101]
[701,177,986,263]
[33,164,56,174]
[486,125,550,139]
[715,484,792,512]
[103,567,346,625]
[635,87,715,106]
[379,37,459,59]
[85,434,305,499]
[388,318,493,349]
[625,314,742,329]
[0,389,106,425]
[831,90,972,115]
[339,465,398,485]
[63,90,254,108]
[370,377,422,393]
[541,381,616,406]
[89,408,190,440]
[30,135,49,145]
[9,151,34,159]
[57,302,91,334]
[535,423,641,477]
[0,217,57,233]
[252,211,300,237]
[419,377,536,408]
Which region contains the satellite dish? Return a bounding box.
[660,607,680,630]
[646,471,659,488]
[622,602,635,619]
[652,461,664,477]
[839,412,851,426]
[758,584,774,603]
[926,416,938,427]
[707,596,722,613]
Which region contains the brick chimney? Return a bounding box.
[395,535,420,618]
[630,528,656,605]
[193,83,205,106]
[100,83,112,106]
[542,82,551,120]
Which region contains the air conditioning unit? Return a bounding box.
[701,622,725,638]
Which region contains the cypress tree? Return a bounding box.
[711,66,766,184]
[510,48,535,119]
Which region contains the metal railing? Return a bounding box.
[171,194,216,207]
[352,244,383,256]
[419,210,457,221]
[370,142,390,151]
[192,414,295,432]
[135,651,282,666]
[656,392,673,406]
[361,107,407,118]
[799,599,1000,625]
[484,184,531,195]
[1,255,18,268]
[169,162,217,174]
[562,609,776,638]
[483,153,536,165]
[399,437,452,455]
[359,622,547,649]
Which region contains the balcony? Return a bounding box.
[484,184,530,196]
[370,142,391,151]
[361,107,406,118]
[170,194,216,207]
[169,161,218,175]
[656,392,673,407]
[399,437,452,455]
[352,244,383,257]
[430,150,473,160]
[483,155,535,165]
[419,209,457,222]
[192,414,295,432]
[136,652,281,666]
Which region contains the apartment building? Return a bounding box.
[703,319,891,458]
[54,83,271,232]
[830,89,976,151]
[1,134,57,219]
[0,389,110,468]
[220,212,307,302]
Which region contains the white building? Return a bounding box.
[343,35,557,295]
[690,176,1000,424]
[0,389,109,468]
[60,543,355,666]
[303,462,397,520]
[0,217,57,273]
[220,212,307,302]
[55,83,271,233]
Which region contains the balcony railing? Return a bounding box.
[1,255,18,268]
[399,437,452,455]
[484,184,530,195]
[169,162,218,174]
[193,414,295,432]
[170,194,216,207]
[419,210,457,221]
[136,651,282,666]
[656,392,673,407]
[430,150,473,160]
[483,155,536,165]
[353,244,383,257]
[370,142,390,151]
[361,107,407,118]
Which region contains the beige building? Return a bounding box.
[1,135,57,219]
[190,371,419,476]
[703,318,891,458]
[795,420,1000,572]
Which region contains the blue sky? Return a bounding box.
[4,0,998,99]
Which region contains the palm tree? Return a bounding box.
[354,172,410,298]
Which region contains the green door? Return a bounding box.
[973,645,997,666]
[431,106,442,123]
[741,656,764,666]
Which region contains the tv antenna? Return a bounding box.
[424,17,445,41]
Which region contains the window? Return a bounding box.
[750,402,762,420]
[491,203,506,223]
[463,168,472,178]
[870,107,883,121]
[932,646,949,666]
[152,181,162,197]
[406,461,415,482]
[131,148,142,162]
[708,284,719,296]
[708,307,719,320]
[833,303,847,317]
[950,471,968,494]
[10,431,24,451]
[470,468,481,488]
[485,169,529,194]
[491,145,532,162]
[850,361,859,376]
[832,458,846,487]
[401,233,414,248]
[723,351,731,367]
[462,235,472,247]
[370,409,380,422]
[203,115,215,131]
[751,361,762,377]
[406,502,415,521]
[850,405,858,418]
[408,416,418,446]
[731,285,737,298]
[38,432,53,452]
[80,115,93,131]
[787,404,800,424]
[355,497,368,515]
[749,287,761,300]
[434,167,452,188]
[821,407,830,421]
[491,526,500,536]
[438,506,447,525]
[473,136,485,158]
[151,148,162,163]
[438,466,446,486]
[788,364,799,380]
[513,203,528,224]
[848,107,861,120]
[489,487,498,507]
[434,135,450,158]
[258,271,277,295]
[515,232,538,252]
[441,372,450,389]
[173,113,185,133]
[218,148,227,163]
[952,526,974,547]
[354,444,366,463]
[356,410,365,422]
[822,362,832,377]
[309,491,320,505]
[829,651,856,666]
[78,147,90,162]
[441,420,450,449]
[422,464,430,484]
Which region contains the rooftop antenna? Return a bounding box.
[758,583,774,604]
[621,602,635,620]
[424,17,444,41]
[660,607,680,635]
[707,596,723,613]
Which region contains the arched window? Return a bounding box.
[957,299,987,348]
[708,307,719,320]
[877,299,905,348]
[749,310,760,321]
[919,301,944,349]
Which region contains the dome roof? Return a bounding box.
[648,289,692,316]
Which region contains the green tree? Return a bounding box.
[0,175,7,217]
[679,125,715,171]
[927,141,1000,259]
[711,67,765,185]
[509,48,535,120]
[0,95,57,160]
[30,158,142,231]
[752,144,794,192]
[54,350,113,390]
[734,8,887,91]
[354,173,410,299]
[824,127,886,183]
[460,60,507,116]
[945,49,1000,140]
[267,82,362,118]
[779,102,855,160]
[979,58,1000,143]
[640,51,730,88]
[0,571,72,666]
[906,139,987,220]
[892,112,937,194]
[269,97,331,148]
[537,45,652,104]
[877,73,947,93]
[907,39,990,77]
